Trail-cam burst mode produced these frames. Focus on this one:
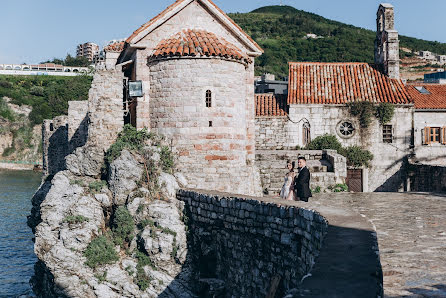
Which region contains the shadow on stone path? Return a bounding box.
[287,204,383,298]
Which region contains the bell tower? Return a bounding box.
[375,3,400,79]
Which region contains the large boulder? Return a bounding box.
[66,145,104,178]
[107,149,144,206]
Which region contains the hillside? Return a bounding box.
[0,75,92,162]
[228,6,446,79]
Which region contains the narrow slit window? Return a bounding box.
[205,90,212,108]
[209,121,213,127]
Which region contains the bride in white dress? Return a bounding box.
[280,161,296,201]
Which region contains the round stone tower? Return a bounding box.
[148,29,261,195]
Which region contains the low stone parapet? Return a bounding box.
[177,189,328,297]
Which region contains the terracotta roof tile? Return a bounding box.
[287,62,412,105]
[406,84,446,109]
[255,94,289,117]
[151,29,251,63]
[125,0,263,53]
[104,41,125,53]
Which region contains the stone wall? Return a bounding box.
[413,111,446,166]
[410,164,446,193]
[256,150,347,194]
[148,57,261,196]
[43,68,124,176]
[177,189,328,297]
[255,117,293,150]
[42,116,68,175]
[285,104,413,192]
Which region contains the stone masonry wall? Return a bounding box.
[256,150,347,194]
[286,105,413,192]
[255,117,293,150]
[410,164,446,193]
[413,111,446,166]
[148,57,261,196]
[42,116,68,175]
[177,189,328,297]
[42,68,124,175]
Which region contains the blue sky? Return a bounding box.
[1,0,445,64]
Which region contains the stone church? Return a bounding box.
[255,3,446,192]
[255,4,414,192]
[44,0,264,196]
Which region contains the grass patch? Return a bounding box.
[94,271,107,283]
[88,180,107,193]
[84,235,119,268]
[63,215,89,224]
[328,183,349,192]
[111,207,135,248]
[135,250,155,291]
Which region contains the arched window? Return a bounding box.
[303,121,311,147]
[205,90,212,108]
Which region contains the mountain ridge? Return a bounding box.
[228,5,446,79]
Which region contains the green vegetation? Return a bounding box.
[94,271,107,283]
[105,124,152,164]
[306,134,342,152]
[63,215,89,224]
[135,251,154,290]
[0,97,16,121]
[111,207,135,247]
[160,146,174,174]
[341,145,374,168]
[228,6,446,79]
[306,134,373,167]
[84,235,119,268]
[0,75,92,125]
[348,102,395,127]
[375,103,395,125]
[41,54,91,67]
[328,183,349,192]
[311,186,322,194]
[88,180,107,193]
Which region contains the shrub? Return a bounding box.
[375,103,395,125]
[340,146,374,168]
[135,251,154,291]
[306,134,343,152]
[0,98,15,122]
[2,145,15,157]
[105,124,150,164]
[63,215,89,224]
[160,146,174,174]
[348,101,375,128]
[329,183,349,192]
[29,86,45,96]
[88,180,107,193]
[312,186,321,193]
[84,236,119,268]
[111,207,135,247]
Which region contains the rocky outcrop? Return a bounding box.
[29,147,195,297]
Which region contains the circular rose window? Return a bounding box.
[337,121,356,138]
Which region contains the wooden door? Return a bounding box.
[347,169,363,192]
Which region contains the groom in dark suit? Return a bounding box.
[294,157,312,202]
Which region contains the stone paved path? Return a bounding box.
[311,193,446,298]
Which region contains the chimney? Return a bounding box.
[374,3,400,79]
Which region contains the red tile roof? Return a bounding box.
[255,94,288,117]
[125,0,262,53]
[104,41,125,53]
[406,84,446,109]
[151,29,251,63]
[288,62,412,105]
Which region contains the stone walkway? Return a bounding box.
[309,192,446,298]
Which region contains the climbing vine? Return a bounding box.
[348,101,395,128]
[375,103,395,125]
